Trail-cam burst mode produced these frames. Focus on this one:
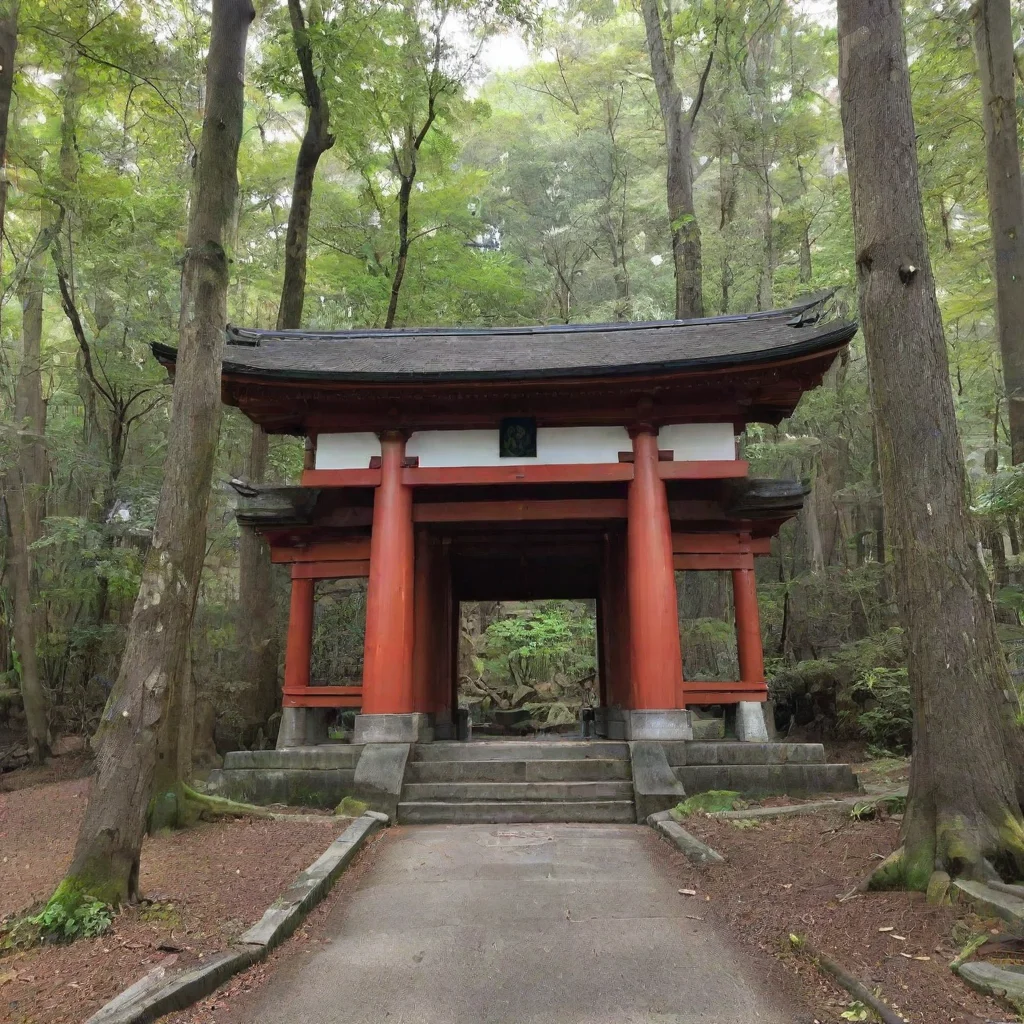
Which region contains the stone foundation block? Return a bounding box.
[276,707,329,749]
[353,712,433,744]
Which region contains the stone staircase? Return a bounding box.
[666,740,857,795]
[398,740,636,824]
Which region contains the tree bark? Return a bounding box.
[7,250,51,761]
[640,0,704,319]
[838,0,1024,889]
[973,0,1024,465]
[56,0,255,908]
[0,0,18,235]
[237,0,335,744]
[385,174,414,328]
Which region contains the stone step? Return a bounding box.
[206,767,355,808]
[398,800,637,825]
[676,762,857,796]
[402,781,635,802]
[223,746,362,771]
[411,740,630,763]
[405,758,632,783]
[666,741,827,767]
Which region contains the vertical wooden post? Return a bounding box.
[434,538,455,728]
[627,427,684,709]
[412,527,434,713]
[733,566,766,684]
[361,431,416,715]
[284,574,315,697]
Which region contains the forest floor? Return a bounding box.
[680,806,1014,1023]
[0,762,348,1024]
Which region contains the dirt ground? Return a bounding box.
[679,809,1012,1024]
[0,771,347,1024]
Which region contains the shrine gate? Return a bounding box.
[154,293,856,747]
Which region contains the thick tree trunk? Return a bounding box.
[0,1,17,234]
[640,0,703,319]
[8,254,51,761]
[237,0,335,745]
[838,0,1024,889]
[56,0,255,908]
[974,0,1024,465]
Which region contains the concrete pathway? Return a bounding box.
[237,823,796,1023]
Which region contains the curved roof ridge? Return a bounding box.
[225,291,840,346]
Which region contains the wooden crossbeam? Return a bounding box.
[412,499,628,523]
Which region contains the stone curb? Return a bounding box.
[954,959,1024,1005]
[649,815,725,865]
[709,788,906,821]
[86,811,388,1024]
[952,878,1024,934]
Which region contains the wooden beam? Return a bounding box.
[272,538,371,564]
[684,688,768,705]
[301,468,381,487]
[291,560,371,579]
[402,463,634,486]
[413,498,629,523]
[673,533,755,554]
[684,680,768,690]
[658,460,748,480]
[283,685,363,708]
[674,553,754,570]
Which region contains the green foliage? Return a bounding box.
[850,794,907,821]
[839,1002,870,1022]
[10,891,114,946]
[460,602,598,730]
[850,667,912,754]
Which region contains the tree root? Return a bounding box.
[149,784,336,829]
[788,933,905,1024]
[179,784,276,821]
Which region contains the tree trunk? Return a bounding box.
[236,425,280,742]
[838,0,1024,889]
[640,0,703,319]
[56,0,255,908]
[0,0,17,235]
[8,252,51,761]
[236,0,335,745]
[385,175,413,328]
[974,0,1024,465]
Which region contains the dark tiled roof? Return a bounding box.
[152,293,856,384]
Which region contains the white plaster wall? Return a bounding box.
[314,432,381,470]
[314,423,736,469]
[407,426,631,467]
[658,423,736,461]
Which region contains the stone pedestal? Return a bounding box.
[604,707,692,741]
[276,707,329,749]
[353,712,433,744]
[734,701,770,742]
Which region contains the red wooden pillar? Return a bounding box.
[361,431,416,715]
[733,567,766,684]
[627,427,684,709]
[284,575,315,699]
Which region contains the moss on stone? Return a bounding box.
[672,790,744,817]
[926,870,951,905]
[335,796,368,817]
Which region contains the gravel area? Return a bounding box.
[0,774,347,1024]
[678,810,1009,1023]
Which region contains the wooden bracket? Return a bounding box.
[618,450,674,463]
